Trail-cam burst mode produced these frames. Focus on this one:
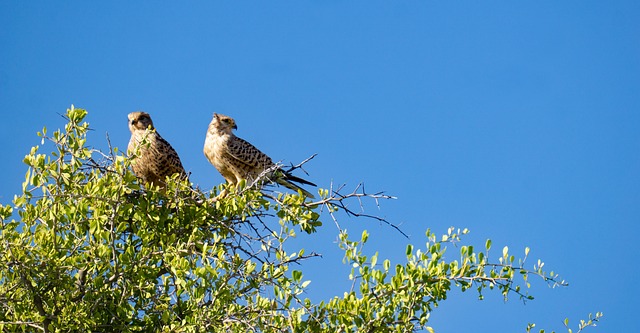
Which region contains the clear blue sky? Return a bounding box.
[1,1,638,332]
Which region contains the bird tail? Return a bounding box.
[276,177,316,198]
[283,172,316,187]
[261,165,316,198]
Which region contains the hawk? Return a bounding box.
[203,113,316,198]
[127,111,188,190]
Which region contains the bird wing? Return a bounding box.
[226,135,316,198]
[156,134,188,179]
[226,136,274,170]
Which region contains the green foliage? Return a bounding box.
[0,106,600,332]
[527,312,603,333]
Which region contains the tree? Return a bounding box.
[0,106,601,332]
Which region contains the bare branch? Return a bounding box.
[284,153,317,175]
[305,181,406,238]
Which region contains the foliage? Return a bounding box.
[0,106,600,332]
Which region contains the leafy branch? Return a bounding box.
[0,106,600,332]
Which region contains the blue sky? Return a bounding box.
[1,1,638,331]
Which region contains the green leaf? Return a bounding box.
[361,230,369,243]
[292,270,302,282]
[406,244,413,257]
[370,252,378,268]
[383,259,391,272]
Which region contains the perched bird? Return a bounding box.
[127,111,188,190]
[203,113,316,198]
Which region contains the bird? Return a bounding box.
[203,113,316,198]
[127,111,188,191]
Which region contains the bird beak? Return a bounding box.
[233,124,238,130]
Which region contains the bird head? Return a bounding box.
[128,112,154,132]
[211,113,238,134]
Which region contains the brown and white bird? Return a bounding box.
[127,111,188,190]
[203,113,316,198]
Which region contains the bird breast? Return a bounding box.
[130,130,156,152]
[204,131,228,168]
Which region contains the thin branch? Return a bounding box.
[284,153,317,175]
[0,321,45,331]
[305,181,406,238]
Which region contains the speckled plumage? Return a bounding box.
[127,112,187,190]
[203,113,315,198]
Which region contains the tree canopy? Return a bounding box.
[0,107,601,332]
